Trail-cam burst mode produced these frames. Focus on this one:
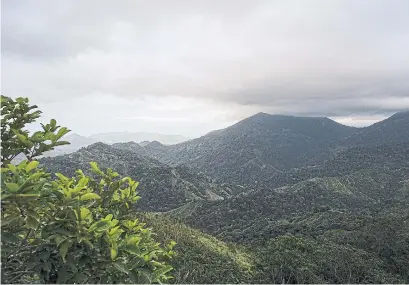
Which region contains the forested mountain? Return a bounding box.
[171,167,409,243]
[119,113,359,185]
[89,132,189,145]
[338,110,409,146]
[40,143,237,212]
[141,213,408,284]
[245,142,409,190]
[38,111,409,283]
[42,132,189,157]
[162,141,409,283]
[302,110,409,165]
[118,112,409,186]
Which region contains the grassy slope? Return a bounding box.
[138,213,254,284]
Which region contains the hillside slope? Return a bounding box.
[139,213,254,284]
[143,210,408,284]
[302,111,409,165]
[124,113,359,185]
[169,141,409,243]
[40,143,237,212]
[117,112,409,187]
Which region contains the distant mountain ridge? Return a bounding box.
[42,132,189,157]
[118,111,409,186]
[116,113,359,184]
[88,132,189,145]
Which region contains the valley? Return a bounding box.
[39,111,409,283]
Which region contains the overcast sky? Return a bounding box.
[2,0,409,137]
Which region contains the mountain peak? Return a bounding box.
[84,142,111,151]
[249,112,293,119]
[237,112,336,129]
[146,140,164,148]
[389,110,409,120]
[252,111,271,117]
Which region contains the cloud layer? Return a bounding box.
[2,0,409,135]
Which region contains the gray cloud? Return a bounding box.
[2,0,409,135]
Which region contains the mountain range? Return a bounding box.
[39,111,409,283]
[42,132,189,157]
[114,111,409,186]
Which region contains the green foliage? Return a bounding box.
[139,213,254,284]
[166,153,409,283]
[1,95,71,166]
[138,214,407,284]
[40,143,234,212]
[253,236,403,284]
[1,96,174,284]
[8,95,408,284]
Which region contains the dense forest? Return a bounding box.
[1,96,409,283]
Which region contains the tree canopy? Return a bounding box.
[1,95,175,284]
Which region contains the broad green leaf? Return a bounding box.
[131,196,141,203]
[54,236,67,247]
[59,240,70,261]
[80,193,101,200]
[5,182,20,192]
[90,162,102,174]
[7,164,17,174]
[113,262,129,274]
[28,172,44,181]
[82,239,94,249]
[120,188,130,199]
[53,141,70,146]
[131,181,140,192]
[80,207,91,220]
[1,216,18,226]
[77,177,89,188]
[126,235,142,245]
[88,220,111,232]
[169,240,177,248]
[30,131,45,142]
[56,173,69,182]
[153,265,174,282]
[26,209,41,220]
[56,127,70,140]
[17,160,28,169]
[2,232,19,243]
[121,244,141,255]
[16,133,28,143]
[26,140,34,148]
[109,227,124,240]
[26,215,39,229]
[25,160,40,172]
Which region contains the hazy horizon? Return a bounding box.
[2,0,409,137]
[24,110,399,139]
